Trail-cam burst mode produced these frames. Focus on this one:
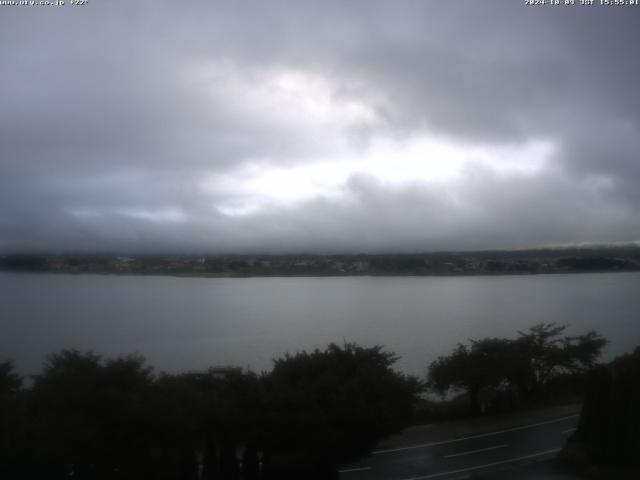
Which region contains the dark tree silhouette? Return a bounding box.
[261,343,422,478]
[27,350,155,479]
[0,360,22,396]
[514,323,607,397]
[4,342,419,479]
[428,324,607,414]
[0,360,24,478]
[575,346,640,468]
[150,368,263,480]
[428,338,516,414]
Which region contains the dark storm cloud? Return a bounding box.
[1,0,639,252]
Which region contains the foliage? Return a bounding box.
[576,346,640,467]
[27,350,155,478]
[0,360,24,477]
[428,338,519,414]
[0,359,22,397]
[514,323,607,395]
[263,343,422,476]
[427,323,607,414]
[0,343,420,479]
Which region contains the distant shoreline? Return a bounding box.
[2,247,639,279]
[2,267,639,280]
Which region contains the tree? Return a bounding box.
[0,360,21,397]
[514,323,607,397]
[428,324,607,414]
[0,360,24,477]
[262,343,422,478]
[574,346,640,468]
[428,338,516,414]
[28,350,156,479]
[150,368,263,480]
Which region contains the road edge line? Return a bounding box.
[373,414,578,454]
[398,448,561,480]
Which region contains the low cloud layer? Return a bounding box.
[1,1,639,253]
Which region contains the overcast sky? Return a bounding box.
[1,0,639,253]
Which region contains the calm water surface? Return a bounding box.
[1,272,639,376]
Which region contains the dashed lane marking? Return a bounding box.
[443,444,508,459]
[338,466,372,473]
[397,448,562,480]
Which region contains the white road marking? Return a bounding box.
[443,444,508,459]
[338,466,372,473]
[562,428,576,434]
[373,414,578,454]
[398,448,561,480]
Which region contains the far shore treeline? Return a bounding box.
[1,324,638,479]
[1,244,640,278]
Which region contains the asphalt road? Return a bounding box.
[338,412,579,480]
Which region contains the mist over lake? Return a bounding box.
[2,272,639,376]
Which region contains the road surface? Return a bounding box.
[339,408,579,480]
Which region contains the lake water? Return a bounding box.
[1,272,639,376]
